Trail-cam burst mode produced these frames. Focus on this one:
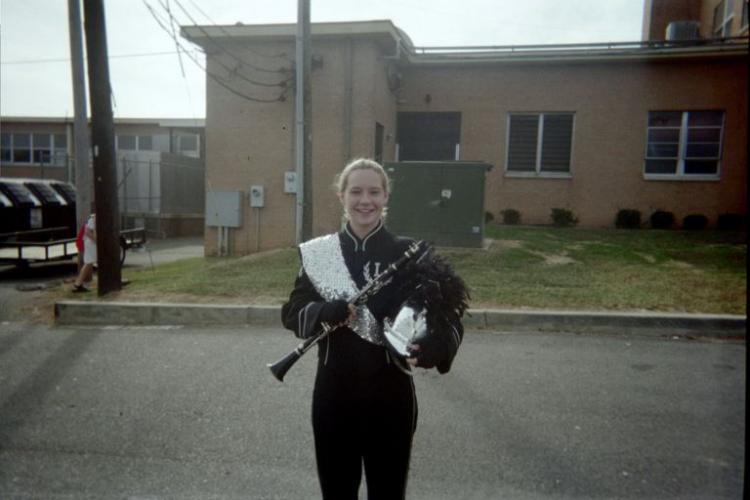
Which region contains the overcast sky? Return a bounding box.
[0,0,644,119]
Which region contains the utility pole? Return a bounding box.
[295,0,313,243]
[67,0,92,234]
[82,0,121,295]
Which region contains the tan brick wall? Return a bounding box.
[203,36,746,254]
[0,165,68,180]
[203,39,398,256]
[202,41,292,256]
[396,58,747,227]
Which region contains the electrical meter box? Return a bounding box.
[249,185,265,207]
[205,190,242,227]
[384,161,492,247]
[284,172,297,194]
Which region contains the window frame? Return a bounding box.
[713,0,735,37]
[176,133,200,157]
[116,134,137,151]
[643,110,725,181]
[137,134,154,151]
[32,133,52,164]
[504,112,575,178]
[53,133,68,166]
[11,133,32,163]
[1,132,67,167]
[0,133,11,163]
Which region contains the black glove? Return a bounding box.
[318,299,350,324]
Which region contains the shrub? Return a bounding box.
[615,209,642,229]
[650,210,675,229]
[484,211,495,224]
[682,214,708,230]
[717,213,746,231]
[500,209,520,225]
[550,208,578,227]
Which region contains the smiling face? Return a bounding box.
[339,167,389,238]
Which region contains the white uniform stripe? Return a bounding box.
[360,219,383,252]
[297,303,314,339]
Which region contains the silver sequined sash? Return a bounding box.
[299,234,383,346]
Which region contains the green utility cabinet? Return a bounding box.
[384,161,492,247]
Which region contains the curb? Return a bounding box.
[465,308,745,337]
[54,301,746,337]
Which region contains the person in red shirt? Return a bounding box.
[72,213,96,292]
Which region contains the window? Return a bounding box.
[53,134,68,166]
[645,111,724,179]
[33,133,51,163]
[137,135,153,150]
[12,133,31,163]
[741,0,748,31]
[116,134,155,151]
[713,0,735,37]
[0,133,10,162]
[506,113,574,175]
[0,132,67,166]
[117,134,136,150]
[177,133,199,157]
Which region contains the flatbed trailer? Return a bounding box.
[0,227,147,267]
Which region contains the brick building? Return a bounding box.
[0,117,206,236]
[183,0,748,255]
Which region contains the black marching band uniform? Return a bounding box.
[281,220,468,500]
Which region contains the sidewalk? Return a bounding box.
[54,300,746,338]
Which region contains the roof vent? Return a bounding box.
[666,21,701,41]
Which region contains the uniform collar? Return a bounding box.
[342,219,384,252]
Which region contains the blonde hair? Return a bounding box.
[335,158,391,223]
[334,158,391,195]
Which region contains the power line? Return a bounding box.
[142,0,288,104]
[149,0,291,89]
[164,0,187,77]
[183,0,292,62]
[171,0,290,74]
[0,50,201,65]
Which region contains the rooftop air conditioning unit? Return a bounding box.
[666,21,701,41]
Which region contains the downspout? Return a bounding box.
[383,37,402,61]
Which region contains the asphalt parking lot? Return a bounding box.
[0,323,744,499]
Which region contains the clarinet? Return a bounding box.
[268,240,426,382]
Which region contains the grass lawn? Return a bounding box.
[466,225,745,314]
[57,226,746,315]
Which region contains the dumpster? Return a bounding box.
[0,178,147,267]
[0,179,42,235]
[24,181,76,238]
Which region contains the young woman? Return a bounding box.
[281,158,466,499]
